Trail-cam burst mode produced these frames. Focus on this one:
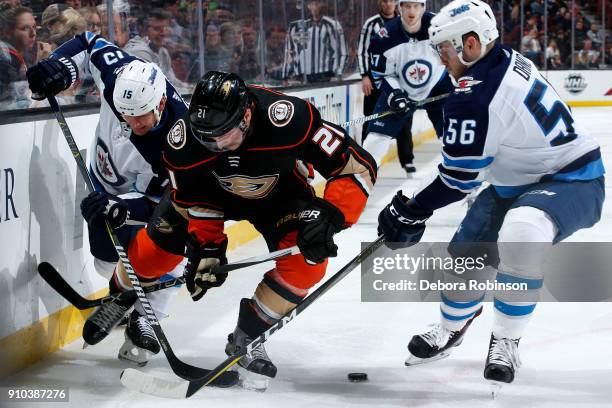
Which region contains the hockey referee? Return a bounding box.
[283,0,347,82]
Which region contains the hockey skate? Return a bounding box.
[405,307,482,366]
[225,327,277,392]
[403,162,416,175]
[118,310,160,366]
[484,333,521,398]
[82,292,136,346]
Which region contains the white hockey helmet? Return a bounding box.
[113,60,167,125]
[428,0,499,66]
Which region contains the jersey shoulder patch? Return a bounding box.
[268,99,295,127]
[167,119,187,150]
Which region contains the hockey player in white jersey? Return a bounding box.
[377,0,604,390]
[26,32,189,366]
[363,0,451,172]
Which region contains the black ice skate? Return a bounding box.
[403,162,416,175]
[118,310,160,366]
[82,292,136,346]
[225,298,278,391]
[484,333,521,397]
[225,327,277,391]
[405,306,482,366]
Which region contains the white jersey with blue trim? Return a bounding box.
[50,32,187,200]
[368,13,446,101]
[415,44,604,210]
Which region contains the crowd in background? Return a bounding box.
[0,0,610,111]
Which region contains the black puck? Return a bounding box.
[348,372,368,382]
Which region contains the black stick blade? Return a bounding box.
[38,262,96,310]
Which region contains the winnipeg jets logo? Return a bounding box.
[402,60,432,88]
[455,76,482,93]
[95,138,126,186]
[213,172,279,199]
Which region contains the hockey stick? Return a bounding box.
[120,236,385,398]
[38,245,300,310]
[341,92,450,128]
[45,95,237,387]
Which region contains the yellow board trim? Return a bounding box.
[566,101,612,107]
[2,127,438,378]
[0,288,107,378]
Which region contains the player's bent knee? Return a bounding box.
[498,206,557,243]
[128,228,183,281]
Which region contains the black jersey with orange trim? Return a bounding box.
[163,86,377,239]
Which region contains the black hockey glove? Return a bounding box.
[296,197,345,264]
[80,191,130,229]
[26,56,77,100]
[184,238,228,301]
[387,89,417,116]
[378,190,433,245]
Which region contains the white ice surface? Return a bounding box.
[3,107,611,407]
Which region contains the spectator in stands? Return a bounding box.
[218,21,239,72]
[204,23,225,72]
[65,0,81,10]
[41,5,87,49]
[576,39,600,68]
[0,2,51,107]
[546,38,563,69]
[78,7,101,35]
[264,25,286,82]
[237,24,260,81]
[521,27,543,66]
[605,44,612,66]
[555,29,570,65]
[284,0,347,82]
[97,2,129,48]
[586,23,603,49]
[574,19,588,49]
[123,9,187,92]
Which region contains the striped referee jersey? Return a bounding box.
[283,15,347,78]
[357,12,397,78]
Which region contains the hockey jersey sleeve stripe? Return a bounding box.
[442,154,494,171]
[414,176,467,211]
[439,173,482,193]
[188,207,224,220]
[438,164,480,181]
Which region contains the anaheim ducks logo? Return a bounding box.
[213,171,279,199]
[168,119,186,150]
[268,100,294,127]
[221,80,232,97]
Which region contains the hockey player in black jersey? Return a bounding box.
[114,71,378,390]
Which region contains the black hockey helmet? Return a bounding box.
[188,71,250,140]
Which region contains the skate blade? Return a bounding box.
[404,350,452,366]
[236,366,270,392]
[488,381,503,399]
